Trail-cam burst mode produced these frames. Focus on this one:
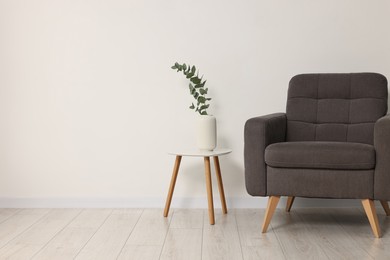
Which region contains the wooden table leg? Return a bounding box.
[362,199,381,238]
[204,156,215,225]
[380,200,390,216]
[163,155,182,217]
[213,156,227,214]
[262,196,280,233]
[286,196,295,212]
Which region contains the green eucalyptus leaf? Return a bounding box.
[191,77,201,84]
[200,104,209,110]
[195,81,206,88]
[198,96,206,103]
[189,83,196,95]
[171,62,211,114]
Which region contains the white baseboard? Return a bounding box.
[0,196,364,208]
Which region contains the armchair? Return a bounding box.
[244,73,389,237]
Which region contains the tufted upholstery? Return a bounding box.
[244,73,390,237]
[286,73,388,144]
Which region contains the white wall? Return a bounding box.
[0,0,389,208]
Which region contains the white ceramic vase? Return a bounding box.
[196,115,217,151]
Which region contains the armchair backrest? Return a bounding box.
[286,73,388,144]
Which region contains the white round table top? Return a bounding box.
[168,148,232,157]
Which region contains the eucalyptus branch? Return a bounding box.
[171,62,211,115]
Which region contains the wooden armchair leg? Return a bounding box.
[361,199,381,238]
[286,196,295,212]
[380,200,390,216]
[262,196,280,233]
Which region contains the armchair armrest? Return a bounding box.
[374,114,390,200]
[244,113,286,196]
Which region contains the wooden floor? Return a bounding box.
[0,208,389,259]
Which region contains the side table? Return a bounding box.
[163,148,232,225]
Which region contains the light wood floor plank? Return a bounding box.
[0,209,50,249]
[271,209,329,259]
[169,209,203,229]
[202,211,243,260]
[0,209,20,224]
[330,208,390,259]
[0,207,387,260]
[160,228,202,260]
[75,209,142,260]
[0,209,81,259]
[33,209,112,260]
[117,245,162,260]
[235,209,285,260]
[296,208,373,259]
[117,209,173,259]
[241,246,285,260]
[124,209,172,246]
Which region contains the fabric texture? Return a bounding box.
[267,167,374,199]
[374,114,390,200]
[265,141,375,170]
[287,73,388,144]
[244,113,286,196]
[244,72,389,199]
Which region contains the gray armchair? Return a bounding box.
[244,73,389,238]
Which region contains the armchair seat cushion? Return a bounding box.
[265,141,375,170]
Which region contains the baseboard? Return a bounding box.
[0,196,365,208]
